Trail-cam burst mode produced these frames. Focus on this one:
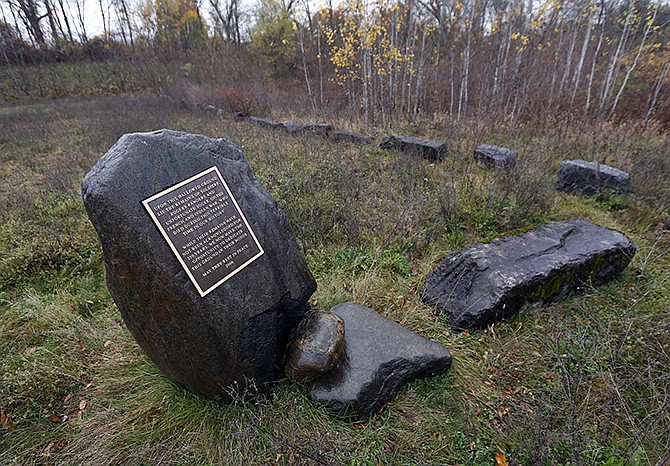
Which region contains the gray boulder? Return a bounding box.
[250,116,283,130]
[309,302,452,421]
[556,160,631,196]
[284,310,345,382]
[380,135,449,161]
[330,131,373,144]
[82,129,316,402]
[421,219,636,330]
[474,144,518,169]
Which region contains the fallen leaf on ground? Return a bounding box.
[495,452,508,466]
[1,409,16,431]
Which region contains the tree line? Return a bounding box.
[1,0,669,125]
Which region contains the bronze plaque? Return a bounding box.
[143,166,264,297]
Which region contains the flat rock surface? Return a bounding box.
[556,159,631,196]
[380,135,449,161]
[422,219,636,330]
[309,302,452,421]
[82,129,316,401]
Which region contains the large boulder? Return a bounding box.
[380,135,449,161]
[421,219,636,330]
[309,302,453,421]
[82,129,316,401]
[556,160,631,196]
[474,144,518,169]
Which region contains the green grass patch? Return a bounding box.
[1,95,669,465]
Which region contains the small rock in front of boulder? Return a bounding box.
[474,144,518,169]
[421,219,636,330]
[380,135,449,161]
[556,159,631,196]
[284,310,345,382]
[309,302,452,421]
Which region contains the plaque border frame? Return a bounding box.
[142,166,264,297]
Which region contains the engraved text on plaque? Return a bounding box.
[143,166,264,297]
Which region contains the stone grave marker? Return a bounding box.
[82,129,316,401]
[380,135,449,161]
[556,160,631,196]
[474,144,518,169]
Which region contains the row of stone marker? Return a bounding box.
[82,129,636,422]
[245,114,633,197]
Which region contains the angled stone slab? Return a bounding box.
[82,130,316,402]
[309,302,452,421]
[380,135,449,161]
[556,160,631,196]
[474,144,518,169]
[421,219,636,330]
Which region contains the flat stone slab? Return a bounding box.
[309,302,452,421]
[82,130,316,402]
[474,144,518,169]
[421,219,636,330]
[284,310,345,382]
[380,135,449,161]
[556,160,631,196]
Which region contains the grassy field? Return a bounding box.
[1,95,669,465]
